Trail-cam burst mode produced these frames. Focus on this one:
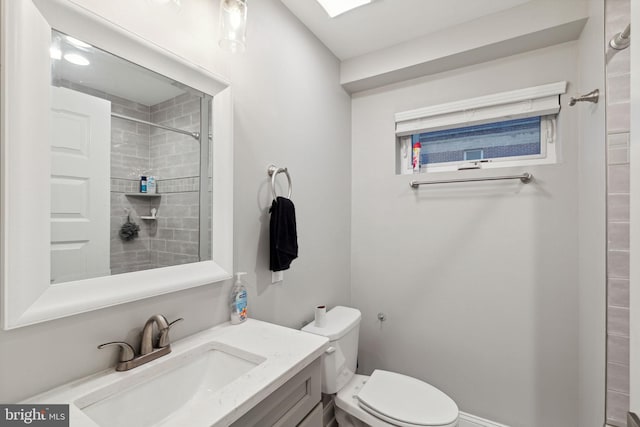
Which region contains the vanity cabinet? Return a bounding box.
[231,357,322,427]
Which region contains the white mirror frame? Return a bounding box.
[1,0,234,329]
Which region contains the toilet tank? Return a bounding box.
[301,306,361,394]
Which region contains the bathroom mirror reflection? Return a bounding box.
[50,30,213,284]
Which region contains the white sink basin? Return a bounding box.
[77,343,264,427]
[23,320,328,427]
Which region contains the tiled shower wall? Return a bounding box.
[605,0,631,424]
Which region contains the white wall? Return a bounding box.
[340,0,588,93]
[0,0,351,402]
[351,43,580,427]
[576,0,606,425]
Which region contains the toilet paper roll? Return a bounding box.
[314,305,327,327]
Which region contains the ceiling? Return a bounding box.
[280,0,532,60]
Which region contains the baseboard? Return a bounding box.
[459,411,511,427]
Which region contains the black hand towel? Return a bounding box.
[269,196,298,271]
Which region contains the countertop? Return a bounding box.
[23,319,329,426]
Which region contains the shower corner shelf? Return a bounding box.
[140,216,159,220]
[124,193,162,198]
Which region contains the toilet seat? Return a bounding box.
[336,372,458,427]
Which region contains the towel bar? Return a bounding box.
[410,172,533,188]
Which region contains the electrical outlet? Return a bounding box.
[272,271,284,283]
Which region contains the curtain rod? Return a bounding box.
[111,112,200,140]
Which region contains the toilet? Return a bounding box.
[302,306,459,427]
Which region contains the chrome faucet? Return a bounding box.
[98,314,183,371]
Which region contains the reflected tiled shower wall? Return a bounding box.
[110,92,202,273]
[606,0,631,425]
[149,94,202,268]
[110,97,154,274]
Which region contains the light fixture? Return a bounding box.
[218,0,247,53]
[63,53,90,66]
[316,0,372,18]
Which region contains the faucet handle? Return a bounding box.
[158,318,183,348]
[98,341,136,362]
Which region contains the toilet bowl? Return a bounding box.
[302,306,459,427]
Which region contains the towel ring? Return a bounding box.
[268,165,292,200]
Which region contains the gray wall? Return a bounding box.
[0,0,351,402]
[229,2,352,328]
[350,43,580,427]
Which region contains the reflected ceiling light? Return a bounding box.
[50,47,62,60]
[316,0,372,18]
[63,53,90,66]
[65,36,92,49]
[218,0,247,53]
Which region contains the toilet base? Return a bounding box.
[335,406,370,427]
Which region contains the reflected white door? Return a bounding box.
[50,86,111,284]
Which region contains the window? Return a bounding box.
[396,82,566,174]
[410,115,554,167]
[464,149,484,161]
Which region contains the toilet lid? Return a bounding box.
[356,370,458,427]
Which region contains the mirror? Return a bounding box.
[1,0,233,329]
[50,30,213,283]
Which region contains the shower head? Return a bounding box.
[610,24,631,50]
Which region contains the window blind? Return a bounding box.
[395,81,567,137]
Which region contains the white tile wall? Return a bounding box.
[608,335,631,365]
[608,133,630,165]
[608,250,630,278]
[608,362,631,393]
[605,1,631,423]
[608,279,630,307]
[607,102,630,133]
[608,222,630,250]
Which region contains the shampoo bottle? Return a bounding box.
[140,176,148,193]
[147,176,157,194]
[230,272,248,324]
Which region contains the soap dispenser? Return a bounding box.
[230,272,248,324]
